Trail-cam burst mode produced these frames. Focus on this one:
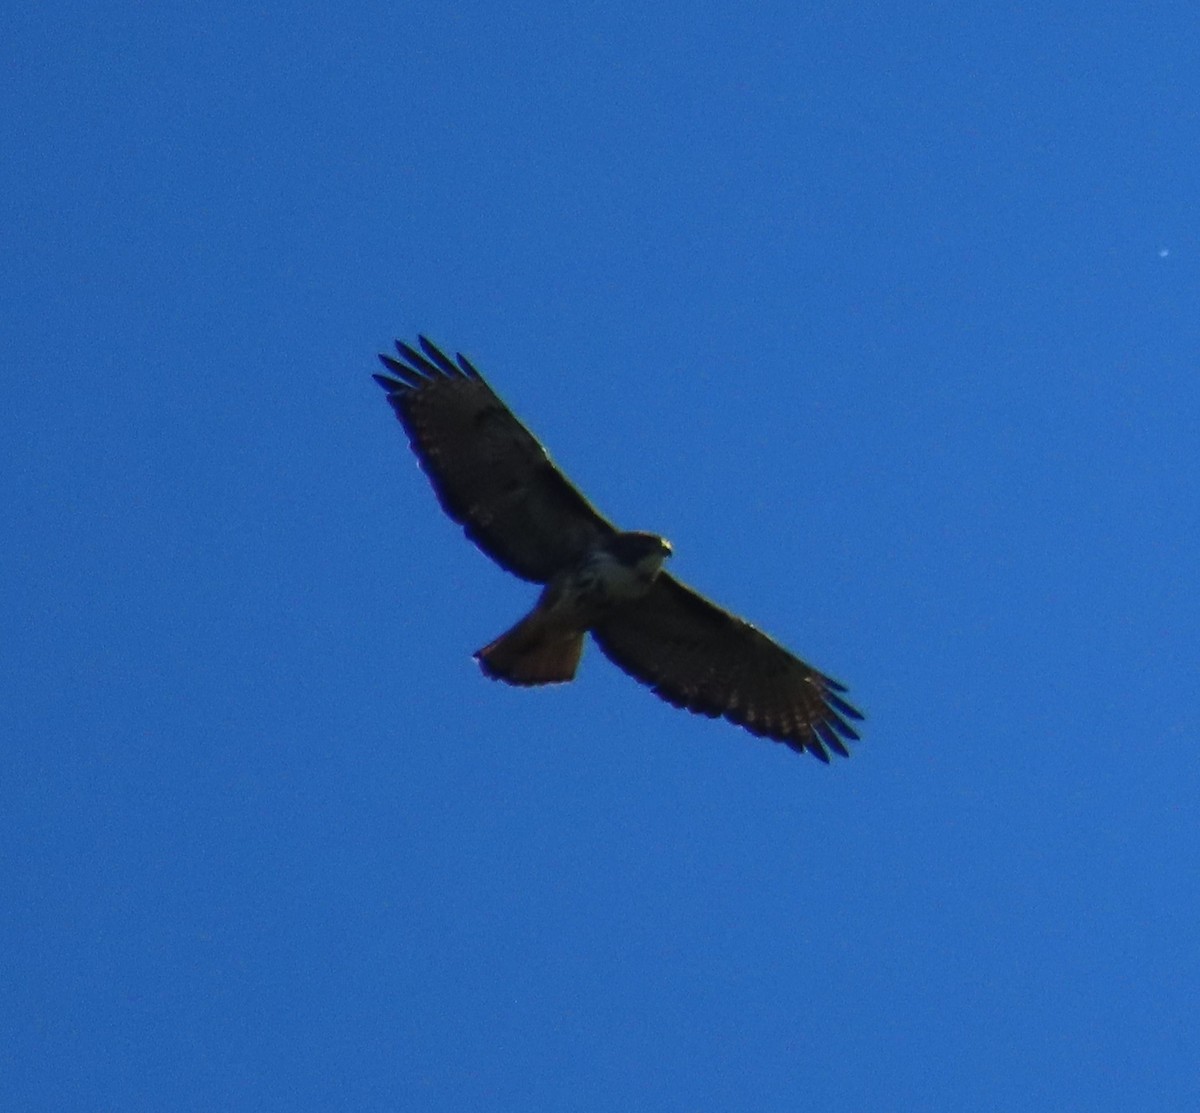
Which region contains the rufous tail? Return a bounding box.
[474,610,585,686]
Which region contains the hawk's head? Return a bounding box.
[606,531,673,578]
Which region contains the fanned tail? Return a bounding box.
[474,610,585,686]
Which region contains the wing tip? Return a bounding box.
[377,336,486,387]
[823,685,864,721]
[456,351,484,379]
[393,339,440,378]
[376,352,423,388]
[807,741,832,763]
[814,720,851,759]
[416,335,465,377]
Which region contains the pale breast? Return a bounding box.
[576,549,660,605]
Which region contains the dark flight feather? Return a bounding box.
[373,336,615,583]
[592,574,861,761]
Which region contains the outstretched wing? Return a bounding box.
[374,337,616,583]
[591,574,864,761]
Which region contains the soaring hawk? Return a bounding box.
[373,337,863,762]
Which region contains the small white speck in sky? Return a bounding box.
[1158,247,1171,258]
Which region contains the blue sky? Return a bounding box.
[5,1,1198,1109]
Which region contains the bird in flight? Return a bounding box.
[373,336,863,761]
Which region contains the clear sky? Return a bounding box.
[5,2,1198,1109]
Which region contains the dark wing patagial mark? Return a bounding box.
[373,336,616,583]
[591,573,864,761]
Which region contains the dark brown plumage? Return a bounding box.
[374,336,863,762]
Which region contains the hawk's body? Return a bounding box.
[476,531,672,686]
[373,336,863,762]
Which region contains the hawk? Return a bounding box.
[373,336,864,761]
